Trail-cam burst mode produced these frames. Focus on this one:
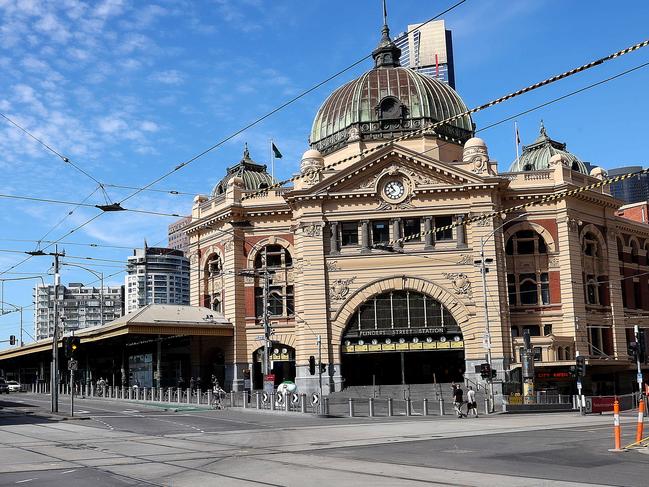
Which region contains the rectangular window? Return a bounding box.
[540,273,550,305]
[286,286,294,316]
[372,221,390,244]
[392,291,408,328]
[340,222,359,246]
[409,292,425,326]
[435,216,453,241]
[375,294,392,328]
[425,296,442,327]
[519,273,538,305]
[402,218,421,241]
[533,347,542,361]
[254,288,264,317]
[268,286,284,316]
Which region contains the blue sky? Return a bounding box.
[0,0,648,347]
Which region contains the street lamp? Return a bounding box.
[477,212,526,412]
[61,263,104,328]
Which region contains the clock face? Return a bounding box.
[384,180,405,200]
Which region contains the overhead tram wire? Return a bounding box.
[0,112,113,203]
[242,38,649,201]
[116,1,468,206]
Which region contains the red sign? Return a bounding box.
[591,396,616,414]
[264,374,275,382]
[536,371,571,380]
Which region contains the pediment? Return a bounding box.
[303,145,490,197]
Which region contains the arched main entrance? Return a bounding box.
[341,290,464,386]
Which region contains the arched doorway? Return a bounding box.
[341,290,464,386]
[251,344,296,389]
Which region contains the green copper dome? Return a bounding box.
[508,122,590,174]
[309,21,474,155]
[212,145,276,196]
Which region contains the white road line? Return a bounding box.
[16,479,35,484]
[60,470,77,474]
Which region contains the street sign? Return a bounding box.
[311,392,320,405]
[255,335,264,341]
[482,332,491,350]
[261,392,269,403]
[68,359,78,371]
[291,393,299,404]
[276,393,284,404]
[637,373,643,383]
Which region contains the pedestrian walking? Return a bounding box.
[467,386,478,417]
[452,383,466,418]
[189,377,195,391]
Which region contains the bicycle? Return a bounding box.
[211,388,227,410]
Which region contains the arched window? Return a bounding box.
[211,295,221,313]
[506,229,550,307]
[204,253,224,313]
[582,232,601,258]
[344,290,460,335]
[253,245,294,318]
[582,230,609,308]
[207,254,222,277]
[630,240,640,264]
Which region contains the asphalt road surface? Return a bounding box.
[1,393,647,486]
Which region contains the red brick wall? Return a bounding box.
[548,270,561,304]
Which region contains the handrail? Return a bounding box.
[464,376,485,393]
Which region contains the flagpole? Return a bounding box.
[514,121,521,169]
[270,139,274,180]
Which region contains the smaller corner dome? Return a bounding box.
[508,121,590,174]
[211,144,277,197]
[464,137,486,148]
[301,148,323,160]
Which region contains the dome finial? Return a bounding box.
[539,119,547,137]
[243,142,250,160]
[372,0,401,68]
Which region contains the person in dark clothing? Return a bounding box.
[189,377,195,391]
[452,384,466,418]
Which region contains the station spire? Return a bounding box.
[372,0,401,68]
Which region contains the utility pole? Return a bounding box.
[51,247,65,413]
[479,237,495,412]
[262,267,272,377]
[19,306,23,347]
[317,334,323,401]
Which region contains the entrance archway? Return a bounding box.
[341,290,465,386]
[251,344,296,389]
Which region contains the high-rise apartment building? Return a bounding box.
[125,247,190,314]
[168,216,191,255]
[394,20,455,88]
[34,283,124,340]
[607,166,649,204]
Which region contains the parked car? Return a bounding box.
[6,381,21,392]
[0,378,9,394]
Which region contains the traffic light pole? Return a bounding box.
[479,238,495,412]
[634,325,644,397]
[262,269,271,377]
[317,334,323,405]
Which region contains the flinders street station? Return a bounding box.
[182,21,649,397]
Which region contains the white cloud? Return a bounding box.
[97,115,128,134]
[149,69,184,85]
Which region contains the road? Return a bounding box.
[0,393,647,486]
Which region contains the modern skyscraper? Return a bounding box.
[34,283,124,340]
[394,20,455,88]
[168,216,191,255]
[607,166,649,204]
[125,246,190,313]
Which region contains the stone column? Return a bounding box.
[329,222,339,255]
[392,219,401,248]
[424,217,434,249]
[361,220,371,254]
[455,214,467,249]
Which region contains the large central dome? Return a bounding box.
[309,20,474,155]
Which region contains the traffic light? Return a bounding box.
[71,336,80,355]
[64,336,80,358]
[569,365,577,378]
[9,335,16,345]
[320,363,327,374]
[479,363,491,379]
[576,356,586,378]
[308,355,316,375]
[638,329,647,363]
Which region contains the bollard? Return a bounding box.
[230,391,235,408]
[177,388,182,403]
[610,400,623,451]
[300,393,307,413]
[159,388,163,402]
[406,397,412,416]
[323,397,330,416]
[103,386,107,399]
[207,390,213,407]
[423,398,429,416]
[484,397,490,415]
[242,391,247,409]
[270,393,276,411]
[197,388,201,405]
[439,397,445,416]
[256,392,261,409]
[369,397,375,417]
[348,398,354,417]
[285,395,290,412]
[387,397,393,417]
[637,399,645,443]
[128,387,133,400]
[187,388,191,404]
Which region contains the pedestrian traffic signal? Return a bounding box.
[308,355,316,375]
[576,356,586,377]
[320,363,327,374]
[569,365,577,378]
[9,335,16,345]
[480,363,492,379]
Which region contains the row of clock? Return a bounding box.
[344,335,462,346]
